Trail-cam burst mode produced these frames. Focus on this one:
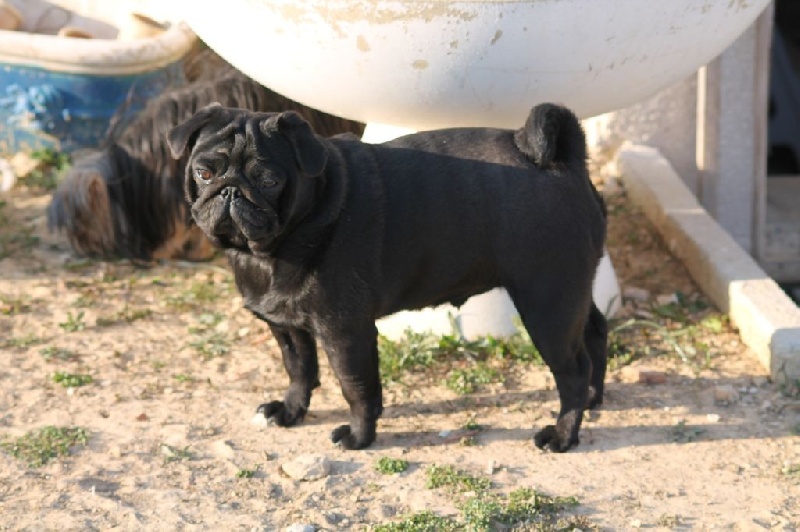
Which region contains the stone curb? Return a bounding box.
[616,143,800,382]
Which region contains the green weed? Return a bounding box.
[373,511,460,531]
[1,426,89,467]
[425,464,491,492]
[236,466,259,479]
[378,323,540,385]
[24,148,71,190]
[2,333,44,348]
[375,456,409,475]
[0,294,32,315]
[160,444,192,463]
[445,364,502,395]
[58,311,86,332]
[0,230,39,259]
[167,279,222,310]
[781,462,800,480]
[52,372,93,388]
[96,306,152,327]
[671,420,706,443]
[39,346,78,362]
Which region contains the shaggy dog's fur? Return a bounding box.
[47,57,364,261]
[168,102,608,452]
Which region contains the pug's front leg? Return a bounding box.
[323,324,383,450]
[257,324,320,427]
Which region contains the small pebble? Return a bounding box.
[285,525,315,532]
[656,293,679,305]
[281,454,330,481]
[714,385,740,405]
[623,286,650,302]
[621,366,667,385]
[251,412,270,430]
[706,413,721,423]
[109,445,124,458]
[212,439,236,460]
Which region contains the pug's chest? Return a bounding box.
[228,251,318,328]
[243,290,312,328]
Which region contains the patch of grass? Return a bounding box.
[58,311,86,332]
[173,374,195,383]
[378,323,540,385]
[189,312,225,332]
[656,514,682,528]
[71,293,98,308]
[160,444,192,463]
[62,259,98,272]
[699,314,725,333]
[461,488,582,531]
[39,346,78,362]
[186,312,230,359]
[378,330,440,382]
[373,511,461,532]
[375,456,409,475]
[0,294,32,315]
[1,426,89,467]
[2,333,45,349]
[378,486,585,531]
[426,464,491,492]
[671,420,706,443]
[187,332,230,359]
[782,463,800,480]
[0,230,39,259]
[167,279,221,311]
[52,372,93,388]
[608,309,727,372]
[445,364,502,395]
[463,418,482,431]
[236,466,259,479]
[24,148,71,191]
[95,306,152,327]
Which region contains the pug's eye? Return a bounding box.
[263,177,277,187]
[194,168,213,184]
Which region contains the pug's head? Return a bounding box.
[167,105,329,255]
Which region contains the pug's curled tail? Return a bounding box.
[515,103,606,221]
[514,103,587,169]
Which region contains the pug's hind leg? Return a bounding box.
[323,324,383,450]
[257,324,320,427]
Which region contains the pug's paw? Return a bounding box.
[533,424,578,453]
[256,400,306,427]
[331,424,375,450]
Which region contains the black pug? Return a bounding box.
[167,102,608,452]
[47,56,364,261]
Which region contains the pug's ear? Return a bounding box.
[263,111,328,176]
[167,102,222,159]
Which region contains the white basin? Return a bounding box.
[184,0,772,128]
[183,0,770,338]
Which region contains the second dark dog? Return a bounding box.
[168,102,608,452]
[47,60,364,261]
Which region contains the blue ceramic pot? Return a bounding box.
[0,8,195,155]
[0,61,185,154]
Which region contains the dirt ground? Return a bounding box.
[0,178,798,531]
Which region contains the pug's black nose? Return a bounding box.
[220,187,240,199]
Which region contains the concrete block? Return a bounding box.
[617,143,800,382]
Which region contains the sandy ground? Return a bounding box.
[0,182,798,531]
